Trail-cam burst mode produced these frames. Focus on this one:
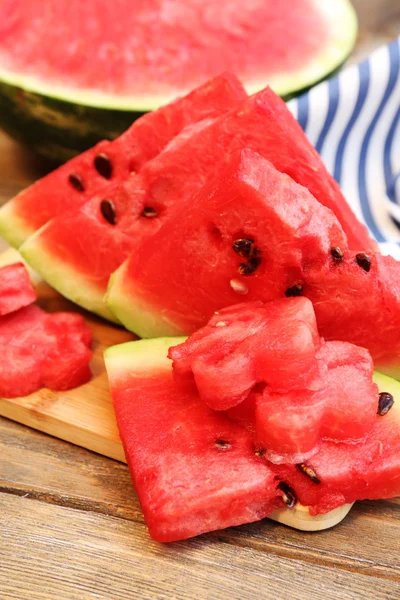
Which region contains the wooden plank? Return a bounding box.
[1,418,398,579]
[0,494,399,600]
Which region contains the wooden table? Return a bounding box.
[1,3,400,598]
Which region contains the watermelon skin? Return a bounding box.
[105,338,280,542]
[107,148,349,336]
[0,262,36,315]
[0,73,246,248]
[0,1,357,160]
[0,305,92,398]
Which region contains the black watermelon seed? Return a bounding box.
[296,463,321,484]
[94,153,113,179]
[68,173,85,192]
[277,482,297,508]
[254,448,266,458]
[356,253,372,272]
[100,199,117,225]
[238,256,262,276]
[285,284,303,297]
[377,392,395,416]
[232,238,254,258]
[215,439,231,450]
[141,206,158,218]
[330,247,344,261]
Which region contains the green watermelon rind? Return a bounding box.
[19,225,120,323]
[0,195,33,248]
[0,0,357,161]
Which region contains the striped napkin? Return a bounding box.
[288,37,400,258]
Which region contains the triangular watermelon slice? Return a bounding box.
[12,82,374,320]
[0,73,247,248]
[107,149,400,375]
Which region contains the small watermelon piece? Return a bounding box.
[0,305,92,398]
[303,252,400,379]
[108,148,349,336]
[104,338,280,542]
[255,341,379,464]
[0,262,36,315]
[168,298,321,410]
[0,73,247,248]
[273,372,400,515]
[19,83,374,320]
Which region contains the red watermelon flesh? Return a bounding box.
[303,252,400,379]
[105,339,280,542]
[0,305,92,397]
[0,262,36,315]
[1,73,246,247]
[255,341,379,464]
[109,148,348,336]
[168,298,321,410]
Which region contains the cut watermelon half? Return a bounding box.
[0,262,36,315]
[0,305,92,397]
[104,336,400,542]
[18,85,374,319]
[0,73,246,248]
[0,0,357,159]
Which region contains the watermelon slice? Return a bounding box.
[0,305,92,397]
[16,85,374,320]
[0,0,357,159]
[0,262,36,315]
[105,338,280,542]
[104,336,400,542]
[107,148,350,336]
[0,73,246,248]
[107,148,400,374]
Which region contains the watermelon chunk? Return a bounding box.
[108,148,349,336]
[0,305,92,397]
[0,73,247,247]
[104,336,400,541]
[169,298,321,410]
[105,338,280,542]
[0,262,36,315]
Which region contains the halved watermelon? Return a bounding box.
[0,305,92,397]
[0,73,246,248]
[19,86,374,319]
[104,336,400,542]
[107,149,400,375]
[0,262,36,315]
[0,0,357,159]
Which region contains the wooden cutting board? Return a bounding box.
[0,275,353,529]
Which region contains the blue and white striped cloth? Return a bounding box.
[288,37,400,258]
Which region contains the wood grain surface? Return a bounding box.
[0,3,399,598]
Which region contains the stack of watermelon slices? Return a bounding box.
[105,299,400,542]
[0,261,93,397]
